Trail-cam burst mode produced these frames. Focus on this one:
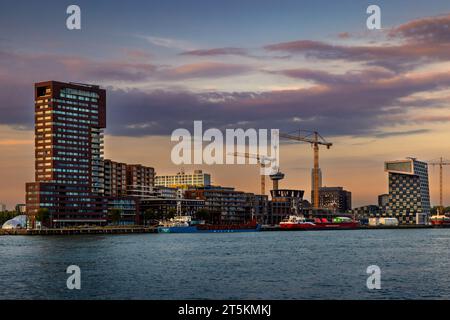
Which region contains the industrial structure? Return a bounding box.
[428,157,450,213]
[229,152,276,195]
[280,130,332,209]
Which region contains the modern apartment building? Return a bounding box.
[103,159,128,197]
[155,170,211,188]
[384,158,430,224]
[126,164,155,199]
[318,186,352,212]
[103,160,155,199]
[184,186,254,223]
[26,81,108,227]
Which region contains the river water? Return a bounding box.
[1,229,450,299]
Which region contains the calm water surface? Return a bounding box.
[1,229,450,299]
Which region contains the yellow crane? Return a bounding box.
[429,157,450,213]
[280,130,332,209]
[229,152,276,195]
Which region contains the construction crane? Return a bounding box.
[229,152,276,195]
[280,130,332,209]
[429,157,450,213]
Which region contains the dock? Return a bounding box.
[261,224,434,231]
[0,226,158,236]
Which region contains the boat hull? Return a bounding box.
[158,224,261,233]
[431,220,450,227]
[280,221,359,230]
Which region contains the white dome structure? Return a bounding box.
[2,215,27,229]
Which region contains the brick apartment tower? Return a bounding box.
[26,81,107,228]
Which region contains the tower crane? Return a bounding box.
[429,157,450,213]
[229,152,276,195]
[279,130,332,209]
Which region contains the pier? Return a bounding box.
[261,224,434,231]
[0,226,158,236]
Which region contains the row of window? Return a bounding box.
[60,93,98,103]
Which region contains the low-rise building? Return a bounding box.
[185,186,255,223]
[156,170,211,189]
[318,186,352,212]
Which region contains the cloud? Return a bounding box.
[136,35,195,51]
[264,14,450,72]
[104,69,450,137]
[181,47,250,57]
[338,32,351,39]
[160,62,253,80]
[388,14,450,44]
[372,129,430,138]
[269,68,394,85]
[2,13,450,139]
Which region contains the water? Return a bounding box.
[1,229,450,300]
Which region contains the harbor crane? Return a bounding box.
[429,157,450,213]
[279,130,332,209]
[229,152,276,195]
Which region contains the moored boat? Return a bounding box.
[430,214,450,227]
[157,215,261,233]
[279,215,359,230]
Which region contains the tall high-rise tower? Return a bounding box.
[26,81,107,227]
[384,157,430,224]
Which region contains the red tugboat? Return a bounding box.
[430,214,450,227]
[279,215,359,230]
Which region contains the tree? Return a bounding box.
[36,208,50,227]
[143,208,160,225]
[0,211,17,225]
[109,208,122,225]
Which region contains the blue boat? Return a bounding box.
[157,216,261,233]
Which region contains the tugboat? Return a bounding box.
[279,215,359,230]
[430,214,450,227]
[157,216,261,233]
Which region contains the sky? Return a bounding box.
[1,0,450,209]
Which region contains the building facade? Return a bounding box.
[103,159,128,197]
[269,189,304,225]
[184,186,255,223]
[351,205,381,219]
[26,81,108,227]
[155,170,211,188]
[378,194,389,209]
[318,187,352,212]
[126,164,155,199]
[384,158,430,224]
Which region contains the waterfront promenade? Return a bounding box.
[0,226,158,236]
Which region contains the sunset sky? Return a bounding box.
[1,0,450,209]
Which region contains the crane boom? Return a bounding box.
[429,157,450,212]
[229,152,275,195]
[280,130,332,209]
